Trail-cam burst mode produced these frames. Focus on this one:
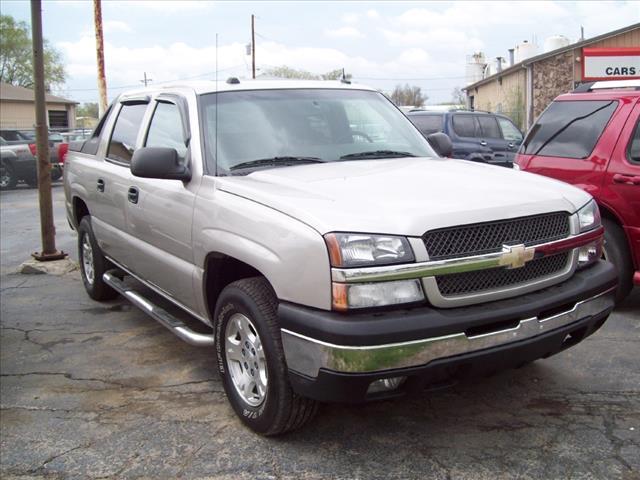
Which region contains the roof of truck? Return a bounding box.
[119,79,378,98]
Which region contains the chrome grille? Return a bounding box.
[436,252,570,297]
[423,212,570,261]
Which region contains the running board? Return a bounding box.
[103,270,214,347]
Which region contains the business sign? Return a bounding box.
[583,47,640,81]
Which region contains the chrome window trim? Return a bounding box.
[281,287,615,378]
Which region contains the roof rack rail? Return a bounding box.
[573,79,640,93]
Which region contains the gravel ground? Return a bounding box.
[1,185,639,479]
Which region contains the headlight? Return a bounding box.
[324,233,414,267]
[577,199,601,232]
[332,279,425,310]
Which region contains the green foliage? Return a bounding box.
[77,102,99,119]
[389,84,427,107]
[263,65,352,81]
[0,14,66,91]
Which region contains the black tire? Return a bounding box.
[214,277,318,435]
[0,163,18,190]
[77,216,118,301]
[51,165,62,182]
[602,217,633,303]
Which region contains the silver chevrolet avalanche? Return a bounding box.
[64,79,617,435]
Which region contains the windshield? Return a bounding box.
[200,88,437,174]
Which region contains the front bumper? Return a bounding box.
[279,260,617,403]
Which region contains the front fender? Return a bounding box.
[193,180,332,311]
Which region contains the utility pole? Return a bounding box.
[30,0,65,261]
[93,0,108,116]
[251,14,256,79]
[140,72,152,87]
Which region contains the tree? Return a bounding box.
[389,84,427,107]
[263,65,352,81]
[451,86,466,105]
[77,102,99,119]
[0,14,66,91]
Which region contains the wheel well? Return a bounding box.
[73,197,90,226]
[203,253,265,319]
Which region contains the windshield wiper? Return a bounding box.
[229,156,324,171]
[339,150,416,160]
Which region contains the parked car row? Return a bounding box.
[0,129,71,189]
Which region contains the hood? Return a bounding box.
[217,157,591,236]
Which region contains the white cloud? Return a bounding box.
[366,9,380,19]
[104,20,132,33]
[324,26,365,39]
[341,13,360,24]
[381,27,484,52]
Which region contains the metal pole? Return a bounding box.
[251,14,256,79]
[30,0,64,261]
[94,0,108,116]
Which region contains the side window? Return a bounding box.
[409,115,443,136]
[522,100,618,159]
[627,119,640,165]
[107,103,148,163]
[145,102,188,158]
[497,117,523,141]
[452,114,478,137]
[80,104,113,155]
[477,116,501,138]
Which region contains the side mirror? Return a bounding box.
[426,132,453,158]
[131,147,190,181]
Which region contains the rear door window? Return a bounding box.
[409,114,444,135]
[452,114,479,137]
[107,103,148,164]
[477,115,501,138]
[522,100,618,159]
[628,119,640,165]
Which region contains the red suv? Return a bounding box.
[516,80,640,301]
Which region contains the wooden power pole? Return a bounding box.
[94,0,108,116]
[251,14,256,79]
[30,0,65,261]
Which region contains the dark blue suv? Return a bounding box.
[407,110,523,167]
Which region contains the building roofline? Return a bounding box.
[0,82,78,104]
[464,23,640,91]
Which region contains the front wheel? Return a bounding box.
[77,216,118,301]
[214,277,318,435]
[0,164,18,190]
[602,217,633,303]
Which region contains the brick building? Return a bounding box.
[464,23,640,130]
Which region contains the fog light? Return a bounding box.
[578,239,602,269]
[367,376,407,394]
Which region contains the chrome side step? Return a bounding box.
[103,270,214,347]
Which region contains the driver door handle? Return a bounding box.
[612,173,640,186]
[128,186,139,204]
[479,140,487,146]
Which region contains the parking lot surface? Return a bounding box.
[1,185,639,479]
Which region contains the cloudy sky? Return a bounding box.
[2,0,638,104]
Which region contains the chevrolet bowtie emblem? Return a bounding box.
[500,244,535,269]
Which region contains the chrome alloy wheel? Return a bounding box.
[225,313,268,407]
[0,169,11,188]
[81,233,95,285]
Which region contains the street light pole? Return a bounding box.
[251,14,256,79]
[30,0,65,261]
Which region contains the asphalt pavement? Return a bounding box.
[1,185,639,479]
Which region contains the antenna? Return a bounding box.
[215,33,219,176]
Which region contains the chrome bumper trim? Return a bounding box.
[281,287,615,378]
[331,228,603,284]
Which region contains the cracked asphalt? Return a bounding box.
[1,185,639,479]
